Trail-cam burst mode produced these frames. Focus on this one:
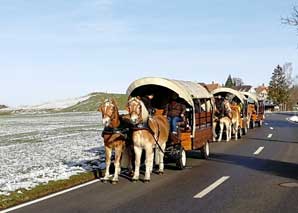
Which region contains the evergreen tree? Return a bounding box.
[268,65,290,105]
[225,74,235,88]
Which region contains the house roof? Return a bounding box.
[255,86,268,94]
[232,85,253,92]
[200,83,221,92]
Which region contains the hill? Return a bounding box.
[60,92,128,112]
[0,105,7,109]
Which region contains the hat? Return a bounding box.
[171,93,178,100]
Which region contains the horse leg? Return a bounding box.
[121,145,133,175]
[234,123,238,141]
[120,145,129,169]
[227,123,231,141]
[112,144,123,183]
[154,146,159,170]
[212,121,217,141]
[132,146,142,182]
[217,121,223,142]
[157,143,166,174]
[103,146,112,181]
[144,144,154,182]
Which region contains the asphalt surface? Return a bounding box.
[7,113,298,213]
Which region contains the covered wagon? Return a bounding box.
[126,77,214,169]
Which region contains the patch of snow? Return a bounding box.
[0,94,93,111]
[0,112,105,195]
[289,115,298,123]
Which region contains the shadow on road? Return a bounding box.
[210,153,298,180]
[247,137,298,144]
[265,119,297,128]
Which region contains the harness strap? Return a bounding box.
[102,127,129,140]
[132,118,165,154]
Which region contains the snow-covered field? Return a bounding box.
[0,112,104,196]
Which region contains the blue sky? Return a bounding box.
[1,0,298,106]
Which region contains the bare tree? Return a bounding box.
[283,62,293,86]
[232,77,244,86]
[282,6,298,28]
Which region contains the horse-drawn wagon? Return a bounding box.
[211,87,248,138]
[242,92,265,128]
[126,77,214,170]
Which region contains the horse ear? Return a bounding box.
[111,97,117,105]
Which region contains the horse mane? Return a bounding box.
[111,97,119,113]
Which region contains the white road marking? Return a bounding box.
[270,127,274,130]
[267,134,273,138]
[193,176,230,199]
[1,179,100,213]
[253,147,264,155]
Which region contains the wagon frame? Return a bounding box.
[242,92,265,127]
[211,87,249,136]
[126,77,214,169]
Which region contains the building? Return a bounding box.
[255,84,268,101]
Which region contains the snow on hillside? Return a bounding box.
[23,94,93,110]
[0,94,93,111]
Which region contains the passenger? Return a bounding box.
[163,94,186,134]
[222,97,232,119]
[214,95,223,118]
[193,99,200,112]
[141,93,155,116]
[231,100,241,112]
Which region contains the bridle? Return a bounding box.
[100,100,116,122]
[127,98,143,124]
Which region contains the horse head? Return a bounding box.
[99,98,119,127]
[127,97,149,125]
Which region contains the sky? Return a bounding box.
[1,0,298,106]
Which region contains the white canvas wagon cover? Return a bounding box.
[211,87,247,104]
[126,77,212,107]
[242,92,259,106]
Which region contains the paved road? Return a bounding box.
[8,113,298,213]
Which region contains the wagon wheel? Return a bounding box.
[176,146,186,170]
[251,120,256,129]
[242,126,248,135]
[259,119,263,127]
[200,141,210,159]
[238,127,242,138]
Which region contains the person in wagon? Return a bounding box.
[163,94,186,134]
[222,96,232,119]
[141,93,155,116]
[214,95,223,118]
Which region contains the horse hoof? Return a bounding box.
[144,179,150,183]
[158,171,164,175]
[132,179,138,183]
[101,179,108,183]
[111,180,118,185]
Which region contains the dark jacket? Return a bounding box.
[141,96,154,115]
[164,101,186,118]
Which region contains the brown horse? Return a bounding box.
[230,104,241,140]
[98,98,132,183]
[127,97,169,182]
